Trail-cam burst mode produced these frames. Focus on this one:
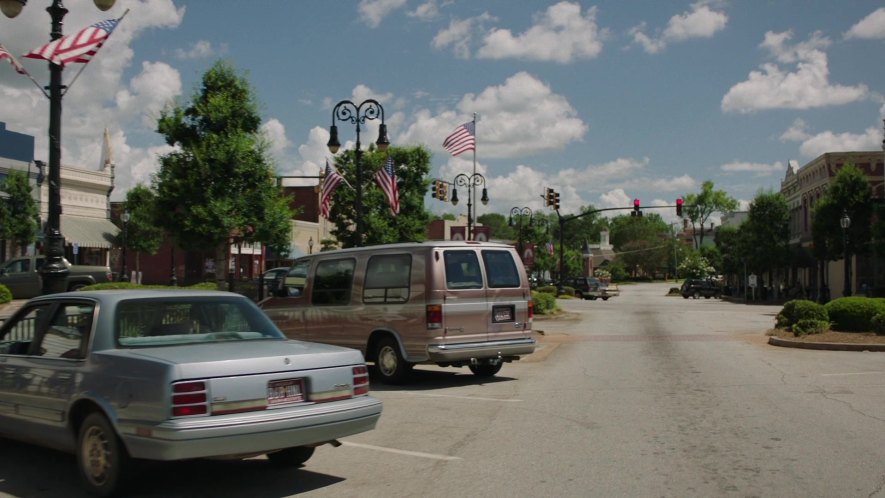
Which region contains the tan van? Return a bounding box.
[259,241,535,383]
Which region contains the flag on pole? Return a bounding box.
[375,156,400,216]
[24,17,120,67]
[442,121,475,156]
[320,161,344,218]
[0,44,26,74]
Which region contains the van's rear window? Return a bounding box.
[444,251,483,289]
[482,250,521,288]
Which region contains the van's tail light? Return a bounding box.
[172,380,208,417]
[353,365,370,396]
[528,300,534,321]
[426,304,442,329]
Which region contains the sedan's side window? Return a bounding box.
[32,304,94,359]
[0,304,51,355]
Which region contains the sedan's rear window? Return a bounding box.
[116,298,284,347]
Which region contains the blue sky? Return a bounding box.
[1,0,884,226]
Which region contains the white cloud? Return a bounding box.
[845,7,885,40]
[779,118,811,142]
[720,161,785,176]
[398,72,587,159]
[797,126,883,158]
[174,40,226,59]
[721,31,869,113]
[630,2,727,54]
[432,13,495,59]
[408,0,439,21]
[358,0,407,28]
[261,119,290,157]
[476,2,604,63]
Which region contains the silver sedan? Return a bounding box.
[0,290,382,497]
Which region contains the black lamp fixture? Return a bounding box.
[841,209,851,297]
[119,210,129,282]
[2,0,118,294]
[451,173,488,240]
[325,99,388,246]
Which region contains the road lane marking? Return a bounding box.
[401,392,522,402]
[821,371,885,377]
[341,442,461,461]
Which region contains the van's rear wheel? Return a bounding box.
[374,336,412,384]
[469,362,503,377]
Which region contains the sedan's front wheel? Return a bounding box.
[77,412,130,497]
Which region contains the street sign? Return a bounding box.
[72,242,79,255]
[749,274,757,288]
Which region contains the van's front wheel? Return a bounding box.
[374,337,412,384]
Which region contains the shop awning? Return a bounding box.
[60,215,120,249]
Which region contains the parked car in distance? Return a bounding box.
[260,241,536,384]
[0,256,113,299]
[0,290,382,497]
[567,277,618,300]
[261,266,290,297]
[680,278,721,299]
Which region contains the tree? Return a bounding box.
[325,145,432,247]
[121,184,163,275]
[743,190,789,297]
[154,60,293,288]
[813,163,873,258]
[684,180,738,248]
[678,252,716,279]
[609,213,670,276]
[478,212,513,241]
[0,170,39,257]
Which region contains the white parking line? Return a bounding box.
[821,371,885,377]
[341,442,462,461]
[401,392,523,402]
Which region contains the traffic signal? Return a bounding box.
[632,198,642,217]
[676,198,683,217]
[431,180,440,199]
[438,182,448,201]
[545,187,554,207]
[553,191,560,210]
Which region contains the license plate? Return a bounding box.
[493,305,514,323]
[267,378,305,405]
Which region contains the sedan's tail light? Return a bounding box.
[353,365,370,396]
[172,380,208,417]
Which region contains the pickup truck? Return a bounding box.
[0,256,113,299]
[567,276,619,301]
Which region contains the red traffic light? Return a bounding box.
[676,198,683,217]
[676,198,683,207]
[633,199,640,208]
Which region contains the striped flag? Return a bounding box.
[320,161,344,218]
[375,156,400,216]
[24,17,120,67]
[442,121,475,157]
[0,44,25,74]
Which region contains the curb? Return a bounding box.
[768,336,885,352]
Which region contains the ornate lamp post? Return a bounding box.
[509,207,532,254]
[326,99,389,246]
[450,173,488,240]
[119,211,129,281]
[1,0,117,294]
[841,209,851,297]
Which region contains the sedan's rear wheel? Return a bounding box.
[267,446,315,467]
[77,412,129,497]
[375,336,412,384]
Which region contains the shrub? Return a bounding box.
[825,297,885,332]
[0,284,11,304]
[776,299,827,329]
[537,285,558,295]
[667,287,681,296]
[531,290,558,315]
[793,319,830,336]
[872,312,885,336]
[560,285,575,298]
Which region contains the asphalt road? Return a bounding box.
[3,282,885,497]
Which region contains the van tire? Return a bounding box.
[469,362,503,377]
[374,337,412,384]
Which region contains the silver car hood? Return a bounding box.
[122,340,365,378]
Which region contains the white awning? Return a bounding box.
[60,215,120,249]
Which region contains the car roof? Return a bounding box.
[25,289,246,306]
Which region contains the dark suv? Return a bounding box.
[680,279,721,299]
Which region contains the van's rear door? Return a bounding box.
[481,249,532,342]
[440,250,489,343]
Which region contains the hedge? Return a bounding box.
[0,284,11,304]
[775,299,828,329]
[532,290,558,315]
[825,297,885,332]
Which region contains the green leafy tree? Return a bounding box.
[609,213,669,276]
[325,145,431,247]
[121,184,163,275]
[478,212,514,241]
[812,164,873,259]
[154,60,293,288]
[684,180,738,248]
[0,170,39,256]
[744,190,790,295]
[678,252,716,279]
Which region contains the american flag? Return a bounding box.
[375,156,400,216]
[442,121,475,157]
[24,18,120,67]
[320,161,344,218]
[0,44,25,74]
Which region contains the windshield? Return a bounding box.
[116,297,285,347]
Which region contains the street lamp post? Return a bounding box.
[326,99,389,247]
[451,173,488,240]
[1,0,117,294]
[119,211,129,282]
[509,207,532,255]
[841,209,851,297]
